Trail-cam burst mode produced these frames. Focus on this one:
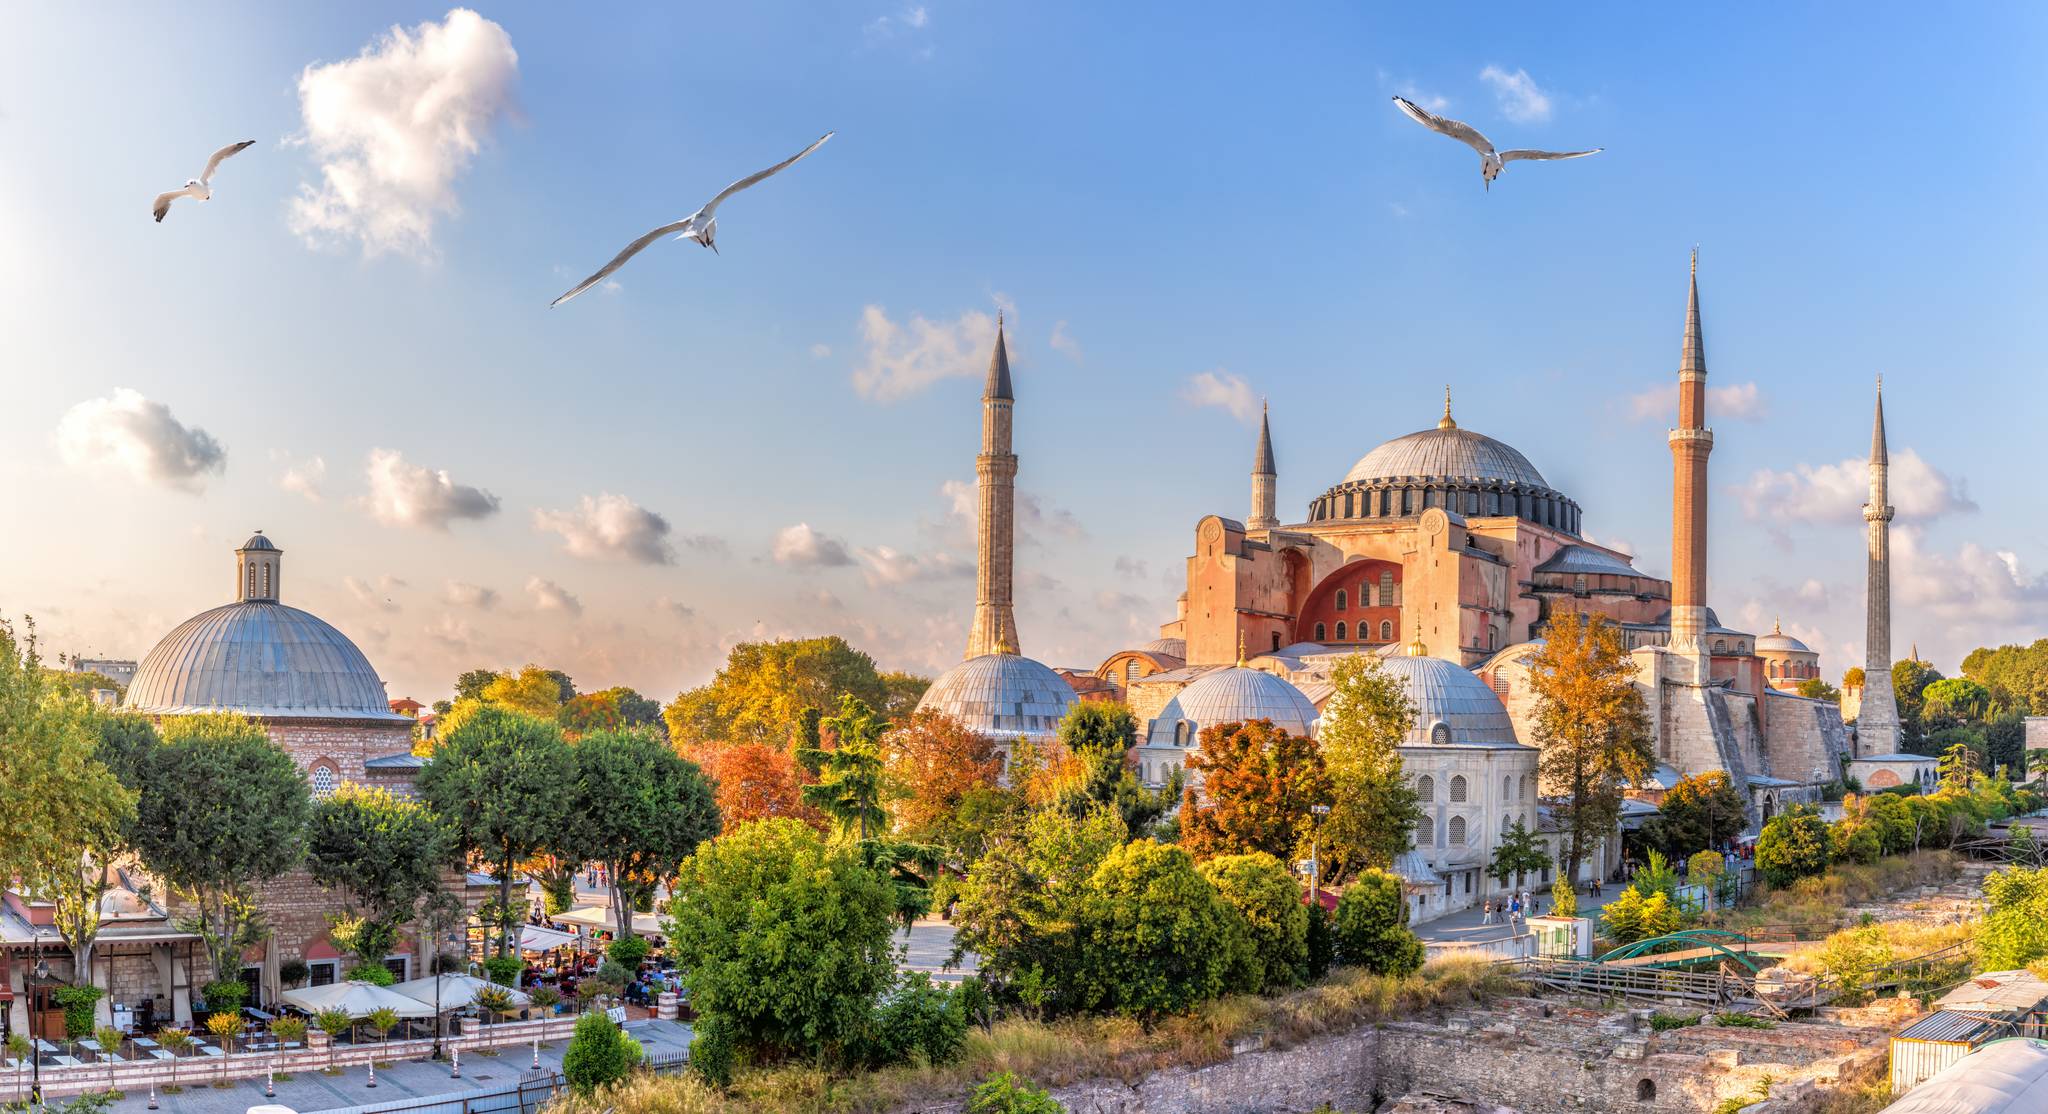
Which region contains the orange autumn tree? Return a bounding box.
[1179,719,1333,863]
[885,711,1002,834]
[702,742,822,831]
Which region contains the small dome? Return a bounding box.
[238,532,279,552]
[1149,667,1317,745]
[126,602,407,721]
[915,652,1078,744]
[1756,622,1813,654]
[1140,637,1187,658]
[1375,654,1518,746]
[1343,426,1550,489]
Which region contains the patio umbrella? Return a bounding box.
[276,981,435,1019]
[389,975,532,1013]
[553,904,665,937]
[518,924,578,953]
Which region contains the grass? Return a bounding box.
[1708,852,1962,936]
[546,958,1525,1114]
[1712,1013,1776,1030]
[1649,1012,1699,1031]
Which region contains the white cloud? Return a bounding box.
[810,343,832,359]
[532,493,675,565]
[856,545,970,588]
[55,389,225,491]
[290,8,519,259]
[1478,65,1552,123]
[361,448,500,529]
[655,595,695,620]
[525,576,583,616]
[1180,370,1259,425]
[772,522,854,567]
[1579,532,1636,559]
[1893,527,2048,629]
[1797,578,1829,606]
[853,303,1002,401]
[938,480,1083,544]
[345,575,401,613]
[278,453,328,501]
[1736,448,1975,525]
[1114,556,1149,579]
[1050,321,1082,363]
[1627,381,1768,422]
[443,580,498,609]
[865,5,932,50]
[1387,201,1411,219]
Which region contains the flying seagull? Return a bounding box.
[152,140,256,222]
[1391,97,1600,190]
[551,131,835,308]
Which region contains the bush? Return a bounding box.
[199,979,246,1014]
[607,935,652,968]
[687,1014,737,1088]
[1756,805,1831,887]
[1331,870,1423,976]
[1198,853,1310,993]
[1982,865,2048,970]
[342,963,395,986]
[1075,839,1246,1018]
[1304,900,1335,981]
[1549,872,1577,919]
[1648,1012,1698,1031]
[562,1011,642,1092]
[530,987,562,1014]
[278,959,310,988]
[864,974,969,1067]
[482,955,526,987]
[1601,888,1682,944]
[52,985,105,1038]
[597,959,633,989]
[968,1072,1066,1114]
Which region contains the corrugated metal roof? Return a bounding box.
[1897,1011,2003,1044]
[1938,972,2048,1015]
[1533,545,1642,579]
[124,601,409,722]
[363,752,425,770]
[1883,1038,2048,1113]
[1343,426,1551,489]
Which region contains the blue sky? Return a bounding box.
[2,2,2043,702]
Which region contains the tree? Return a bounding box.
[557,687,664,738]
[1179,720,1331,863]
[1981,865,2048,970]
[454,669,500,702]
[1075,840,1245,1019]
[1842,666,1865,691]
[1647,771,1747,859]
[1045,702,1176,834]
[1600,888,1681,944]
[129,714,309,988]
[567,729,720,942]
[306,783,454,943]
[1488,821,1551,889]
[1923,678,1993,730]
[416,705,573,957]
[1938,742,1982,792]
[1797,678,1841,703]
[1331,869,1423,976]
[562,1011,642,1092]
[664,636,888,749]
[1316,654,1422,882]
[886,711,1002,839]
[480,665,570,719]
[701,742,819,830]
[1962,639,2048,716]
[879,670,933,721]
[1198,853,1310,992]
[28,713,138,988]
[1894,659,1942,752]
[801,694,892,841]
[1528,613,1654,885]
[950,806,1127,1015]
[665,819,897,1067]
[1756,804,1831,887]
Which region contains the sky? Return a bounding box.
[2,3,2044,704]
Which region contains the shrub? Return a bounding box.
[278,959,310,988]
[1756,805,1831,887]
[1075,839,1246,1018]
[200,979,247,1013]
[1549,872,1577,919]
[562,1011,642,1092]
[1982,865,2048,970]
[1601,888,1681,944]
[52,985,105,1038]
[530,987,562,1014]
[1198,853,1311,993]
[864,974,969,1067]
[1648,1012,1697,1031]
[687,1014,737,1088]
[1304,900,1335,981]
[968,1072,1066,1114]
[606,935,652,968]
[482,955,526,987]
[271,1018,307,1045]
[205,1010,245,1051]
[1332,870,1423,976]
[343,963,396,986]
[1714,1012,1777,1029]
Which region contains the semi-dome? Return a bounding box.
[1140,637,1187,659]
[1307,396,1582,536]
[1148,666,1317,745]
[915,651,1078,744]
[1375,652,1519,747]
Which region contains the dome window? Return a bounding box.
[1174,721,1190,746]
[1449,775,1468,802]
[1125,660,1141,684]
[1430,722,1451,746]
[1315,622,1327,641]
[1380,620,1394,641]
[1335,589,1347,612]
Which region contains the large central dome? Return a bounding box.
[1343,425,1550,488]
[1307,399,1581,536]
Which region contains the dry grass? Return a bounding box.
[1709,851,1962,935]
[546,958,1524,1114]
[1778,918,1977,976]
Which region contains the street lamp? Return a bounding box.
[30,954,51,1105]
[1308,804,1332,905]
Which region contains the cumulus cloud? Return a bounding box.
[1735,448,1975,525]
[1478,65,1552,123]
[1050,320,1082,363]
[1797,578,1829,606]
[532,493,675,565]
[1114,556,1150,579]
[443,580,498,609]
[1894,526,2048,626]
[290,8,519,258]
[1180,370,1260,425]
[772,522,854,567]
[853,303,1002,401]
[362,448,500,529]
[856,545,971,588]
[55,389,225,491]
[1627,381,1768,422]
[655,595,694,620]
[938,480,1084,544]
[526,576,583,616]
[345,575,401,612]
[277,453,328,501]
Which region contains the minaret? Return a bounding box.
[1857,378,1903,753]
[1248,401,1278,531]
[1666,249,1715,681]
[966,316,1020,659]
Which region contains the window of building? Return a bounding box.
[1125,659,1141,683]
[1430,722,1451,745]
[383,956,410,982]
[1714,640,1726,653]
[1448,816,1466,845]
[1573,574,1587,594]
[1380,620,1394,641]
[1174,721,1190,746]
[1335,621,1347,641]
[1335,589,1347,612]
[1519,775,1528,801]
[1503,776,1512,801]
[1450,775,1468,802]
[1381,571,1396,604]
[1503,816,1513,837]
[310,764,338,799]
[1315,622,1327,641]
[1360,583,1373,607]
[261,564,272,597]
[308,960,339,987]
[1271,632,1282,651]
[246,562,256,596]
[1415,817,1433,848]
[1417,774,1435,801]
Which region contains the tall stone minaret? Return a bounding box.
[1248,401,1278,531]
[1857,378,1903,754]
[966,316,1019,659]
[1666,249,1715,681]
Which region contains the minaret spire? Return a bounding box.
[1858,376,1902,754]
[1666,249,1715,678]
[966,318,1020,658]
[1248,399,1278,531]
[1438,385,1457,430]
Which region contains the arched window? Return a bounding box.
[1360,583,1373,607]
[1714,639,1726,653]
[1125,660,1141,684]
[1271,632,1282,652]
[246,562,256,596]
[1450,775,1468,802]
[1335,621,1347,641]
[1768,660,1778,677]
[1315,623,1327,641]
[1637,1080,1656,1102]
[261,564,272,597]
[1430,722,1451,745]
[1503,816,1513,837]
[1573,574,1587,594]
[1174,721,1190,746]
[1417,775,1435,802]
[1335,589,1347,612]
[310,764,338,799]
[1503,776,1512,801]
[1448,816,1467,845]
[1519,775,1528,801]
[1415,817,1433,848]
[1381,571,1397,605]
[1380,620,1393,641]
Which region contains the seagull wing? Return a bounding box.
[1392,97,1495,156]
[200,140,256,185]
[550,219,696,307]
[1499,147,1604,163]
[152,185,200,223]
[698,131,835,219]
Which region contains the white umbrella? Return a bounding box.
[519,924,579,953]
[277,981,436,1019]
[553,904,665,937]
[388,975,531,1013]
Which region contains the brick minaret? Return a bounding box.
[1667,249,1714,680]
[1857,378,1903,754]
[966,316,1019,659]
[1248,401,1277,531]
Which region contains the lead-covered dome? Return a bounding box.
[1307,400,1581,535]
[1343,425,1550,489]
[1148,666,1318,746]
[1376,653,1519,746]
[915,652,1078,744]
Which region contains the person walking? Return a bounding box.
[1507,895,1521,926]
[1481,898,1494,925]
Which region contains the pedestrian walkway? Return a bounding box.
[1415,883,1628,946]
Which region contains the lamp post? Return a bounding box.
[1308,804,1331,904]
[30,953,50,1105]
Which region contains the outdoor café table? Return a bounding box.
[245,1007,276,1023]
[33,1040,56,1054]
[200,1045,225,1057]
[50,1055,83,1068]
[78,1039,103,1054]
[132,1036,159,1049]
[146,1049,175,1061]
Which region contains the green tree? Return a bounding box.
[129,713,309,986]
[664,636,888,749]
[1894,659,1942,752]
[665,819,897,1066]
[567,729,720,941]
[1075,840,1245,1019]
[1179,720,1331,863]
[1529,613,1654,885]
[562,1011,642,1091]
[1923,678,1993,730]
[416,705,573,957]
[1316,654,1422,881]
[950,806,1127,1015]
[1331,869,1423,976]
[306,783,454,945]
[480,665,570,719]
[1962,639,2048,716]
[1488,821,1551,889]
[30,714,138,987]
[1197,853,1310,992]
[1046,702,1176,834]
[454,669,501,702]
[1600,887,1681,943]
[1755,804,1831,887]
[968,1073,1066,1114]
[1981,865,2048,970]
[879,670,933,721]
[1796,678,1841,703]
[1842,665,1865,691]
[557,687,665,738]
[1648,771,1748,859]
[801,694,892,841]
[1937,742,1982,792]
[1550,871,1577,919]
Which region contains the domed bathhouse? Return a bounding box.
[1136,654,1318,788]
[914,640,1079,764]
